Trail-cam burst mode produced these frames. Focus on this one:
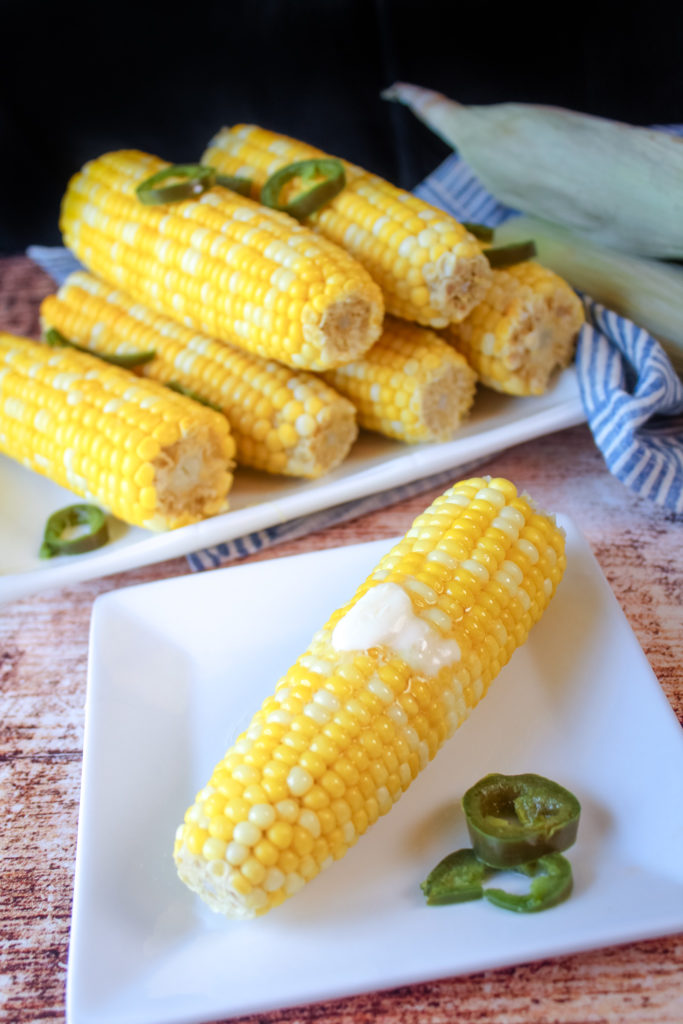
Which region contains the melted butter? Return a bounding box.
[331,582,460,676]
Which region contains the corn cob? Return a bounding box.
[442,261,585,396]
[202,125,492,328]
[323,315,477,442]
[0,332,235,530]
[174,475,566,919]
[40,272,358,479]
[60,150,384,372]
[493,214,683,379]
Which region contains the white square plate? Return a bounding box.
[0,368,583,602]
[68,517,683,1024]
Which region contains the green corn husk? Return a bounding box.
[382,83,683,259]
[494,215,683,378]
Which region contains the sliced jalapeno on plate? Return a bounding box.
[483,853,573,913]
[40,504,109,559]
[420,848,487,905]
[462,772,581,868]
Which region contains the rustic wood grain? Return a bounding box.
[1,255,681,1024]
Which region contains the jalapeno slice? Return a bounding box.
[462,221,495,243]
[40,504,109,559]
[136,163,215,205]
[462,772,581,868]
[166,381,222,412]
[484,240,537,268]
[420,848,487,905]
[421,849,573,913]
[260,158,346,220]
[214,172,254,197]
[45,327,156,368]
[483,853,573,913]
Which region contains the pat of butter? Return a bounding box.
[331,582,460,676]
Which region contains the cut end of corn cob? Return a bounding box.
[41,272,359,479]
[324,315,477,443]
[443,261,585,396]
[173,475,566,919]
[149,426,232,529]
[0,332,235,530]
[202,125,492,328]
[312,291,384,368]
[59,150,384,372]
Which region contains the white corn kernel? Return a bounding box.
[298,809,321,838]
[304,702,330,724]
[275,799,299,822]
[367,677,394,703]
[287,766,314,796]
[233,821,262,847]
[285,873,305,896]
[248,804,276,829]
[264,868,285,892]
[517,538,539,563]
[226,842,249,866]
[476,486,506,509]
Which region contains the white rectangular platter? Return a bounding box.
[0,367,583,603]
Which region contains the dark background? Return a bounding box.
[1,0,680,253]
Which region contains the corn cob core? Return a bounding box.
[442,261,585,396]
[323,315,477,443]
[60,150,384,372]
[0,333,235,530]
[174,476,566,918]
[202,125,492,328]
[41,272,358,479]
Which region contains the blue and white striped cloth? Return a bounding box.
[28,130,683,574]
[577,298,683,509]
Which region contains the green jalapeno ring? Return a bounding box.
[214,172,254,197]
[420,848,487,905]
[40,504,109,559]
[484,240,537,268]
[483,853,573,913]
[420,850,573,913]
[45,327,156,369]
[136,163,215,205]
[260,158,346,220]
[463,772,581,869]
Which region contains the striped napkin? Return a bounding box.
[27,131,683,576]
[577,299,683,510]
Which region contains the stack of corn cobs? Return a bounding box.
[1,124,585,531]
[0,124,581,922]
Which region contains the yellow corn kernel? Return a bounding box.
[40,271,358,478]
[442,261,585,396]
[0,332,235,530]
[174,476,566,919]
[324,314,476,442]
[202,124,492,327]
[59,149,384,371]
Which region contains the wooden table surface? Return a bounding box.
[1,255,682,1024]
